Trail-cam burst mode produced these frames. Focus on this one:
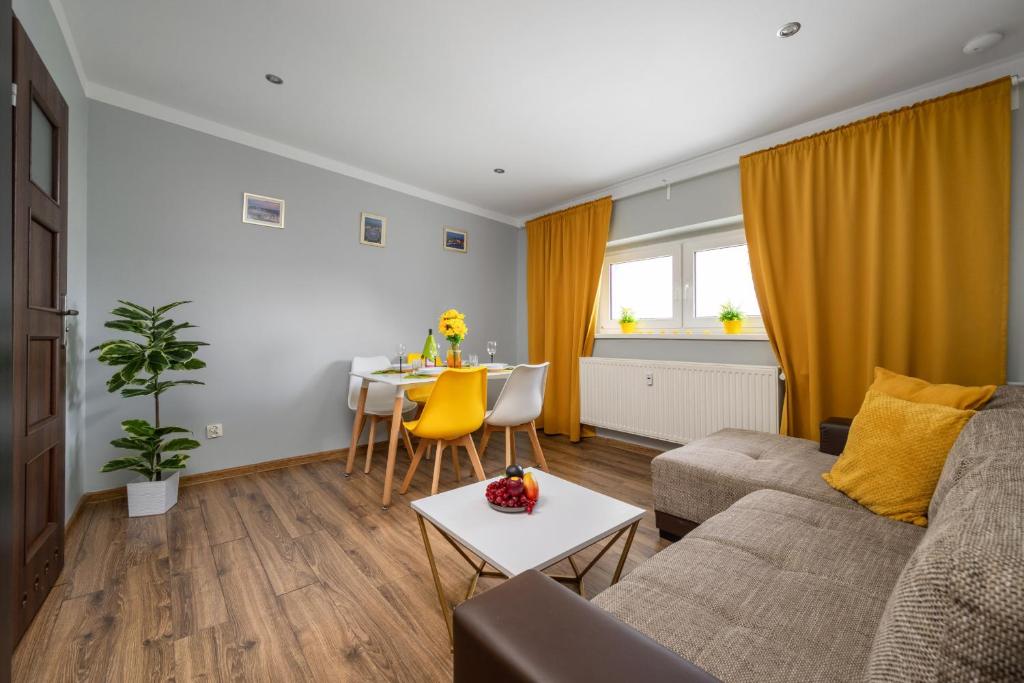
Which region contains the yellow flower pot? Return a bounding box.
[722,319,744,335]
[619,321,637,334]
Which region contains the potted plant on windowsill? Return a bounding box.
[92,300,207,517]
[719,301,745,334]
[618,307,638,334]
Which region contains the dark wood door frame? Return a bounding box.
[0,3,14,681]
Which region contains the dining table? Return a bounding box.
[346,365,516,508]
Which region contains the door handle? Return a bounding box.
[59,295,77,348]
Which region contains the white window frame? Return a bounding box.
[598,242,682,332]
[682,228,763,330]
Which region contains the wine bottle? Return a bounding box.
[421,329,439,368]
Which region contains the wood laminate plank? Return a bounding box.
[107,557,175,681]
[278,582,384,681]
[230,484,316,595]
[174,621,250,682]
[295,530,449,681]
[55,501,95,587]
[212,537,313,681]
[252,470,323,538]
[167,507,228,638]
[63,503,128,598]
[196,480,247,546]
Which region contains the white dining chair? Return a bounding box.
[477,362,550,472]
[348,356,416,473]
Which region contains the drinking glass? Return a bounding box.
[486,340,497,363]
[396,343,406,372]
[468,354,479,367]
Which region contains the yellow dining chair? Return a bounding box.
[400,368,488,496]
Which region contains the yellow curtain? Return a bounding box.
[527,197,612,441]
[740,78,1011,439]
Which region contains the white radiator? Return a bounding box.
[579,357,780,443]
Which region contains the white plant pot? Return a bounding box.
[126,472,180,517]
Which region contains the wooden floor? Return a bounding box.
[13,433,669,682]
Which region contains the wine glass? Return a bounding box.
[486,340,497,364]
[396,343,406,372]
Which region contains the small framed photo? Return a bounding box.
[443,227,468,253]
[242,192,285,229]
[360,212,387,247]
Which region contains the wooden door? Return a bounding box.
[11,18,69,642]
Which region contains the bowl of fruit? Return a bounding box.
[485,465,540,514]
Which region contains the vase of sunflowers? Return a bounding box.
[439,308,468,368]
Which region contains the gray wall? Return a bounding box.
[15,0,89,518]
[85,102,519,494]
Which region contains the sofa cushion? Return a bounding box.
[865,389,1024,681]
[822,390,974,527]
[652,429,860,523]
[869,366,996,410]
[929,384,1024,520]
[594,490,925,683]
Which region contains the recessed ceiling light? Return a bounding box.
[265,73,284,85]
[776,21,801,38]
[493,168,506,174]
[963,32,1003,55]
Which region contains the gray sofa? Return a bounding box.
[453,385,1024,682]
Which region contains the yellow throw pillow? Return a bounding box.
[871,366,995,410]
[823,390,975,526]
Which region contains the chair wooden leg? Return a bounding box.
[364,416,378,474]
[400,439,430,494]
[510,429,518,463]
[478,424,493,459]
[461,435,486,481]
[526,421,549,472]
[504,427,513,468]
[401,425,415,460]
[451,444,462,482]
[431,441,446,495]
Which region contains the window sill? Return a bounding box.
[595,331,770,341]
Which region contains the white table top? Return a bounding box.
[411,469,645,577]
[351,365,515,387]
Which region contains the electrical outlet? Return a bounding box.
[645,372,654,387]
[206,423,223,439]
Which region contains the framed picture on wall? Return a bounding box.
[242,192,285,229]
[360,212,387,247]
[443,227,468,253]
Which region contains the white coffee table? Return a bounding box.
[411,468,645,646]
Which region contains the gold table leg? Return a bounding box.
[416,515,642,648]
[417,513,454,648]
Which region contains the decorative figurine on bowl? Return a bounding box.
[485,465,540,514]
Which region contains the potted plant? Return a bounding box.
[618,307,638,334]
[92,300,207,517]
[719,301,745,334]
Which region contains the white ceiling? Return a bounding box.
[56,0,1024,224]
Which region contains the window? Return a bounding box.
[599,243,681,330]
[598,225,762,334]
[683,229,762,329]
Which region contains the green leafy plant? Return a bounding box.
[718,301,745,322]
[91,300,207,481]
[618,307,638,324]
